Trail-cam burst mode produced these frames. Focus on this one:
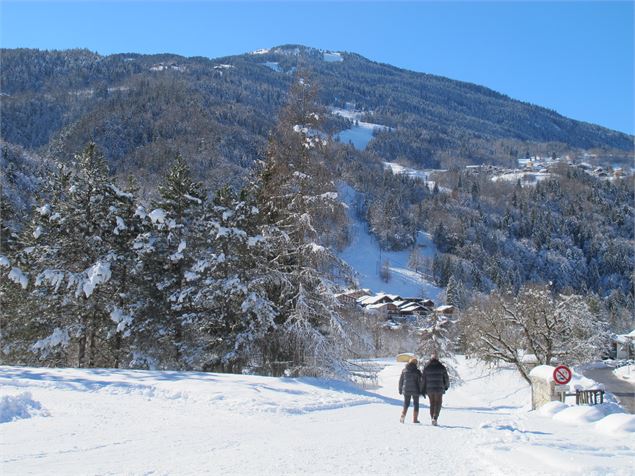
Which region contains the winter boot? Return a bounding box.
[413,411,420,424]
[431,418,438,426]
[400,411,406,423]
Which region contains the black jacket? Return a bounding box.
[422,359,449,395]
[398,362,422,396]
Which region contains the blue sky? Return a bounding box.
[2,1,633,135]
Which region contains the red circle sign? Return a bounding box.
[553,365,572,385]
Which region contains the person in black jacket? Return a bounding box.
[421,352,449,426]
[398,357,422,423]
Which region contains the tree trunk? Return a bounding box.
[77,334,86,368]
[113,333,122,369]
[88,326,96,367]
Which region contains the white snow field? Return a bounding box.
[331,107,390,150]
[1,357,634,476]
[383,161,452,194]
[337,184,442,300]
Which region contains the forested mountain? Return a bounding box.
[1,45,632,189]
[0,45,633,373]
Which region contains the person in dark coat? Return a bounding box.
[421,351,449,426]
[398,357,422,423]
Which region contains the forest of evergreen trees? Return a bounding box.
[1,47,633,376]
[339,152,634,332]
[0,81,359,376]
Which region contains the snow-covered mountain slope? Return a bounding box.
[1,357,633,475]
[337,183,442,300]
[331,107,390,150]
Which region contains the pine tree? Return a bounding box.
[446,275,465,310]
[253,74,351,377]
[135,153,206,369]
[13,144,139,367]
[190,186,276,372]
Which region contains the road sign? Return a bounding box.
[553,365,572,385]
[554,384,569,393]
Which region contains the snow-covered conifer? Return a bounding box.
[11,144,141,367]
[252,75,352,377]
[133,154,206,369]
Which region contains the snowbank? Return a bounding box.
[537,401,567,416]
[614,363,634,381]
[0,367,383,417]
[537,400,634,434]
[0,392,48,423]
[595,413,635,435]
[553,404,609,424]
[528,364,555,381]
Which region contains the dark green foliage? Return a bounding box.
[1,46,632,194]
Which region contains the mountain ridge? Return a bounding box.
[0,44,632,188]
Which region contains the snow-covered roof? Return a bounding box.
[366,302,397,311]
[358,294,393,306]
[385,294,402,301]
[357,295,379,305]
[383,321,401,330]
[401,304,426,313]
[614,330,635,342]
[435,305,454,313]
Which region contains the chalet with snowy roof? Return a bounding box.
[357,293,394,306]
[435,305,455,315]
[398,302,431,316]
[365,302,400,315]
[335,289,371,306]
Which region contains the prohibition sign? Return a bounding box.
[553,365,572,385]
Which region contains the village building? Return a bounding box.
[613,330,635,360]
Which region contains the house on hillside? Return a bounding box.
[357,293,394,307]
[435,305,455,315]
[366,302,400,315]
[335,289,371,307]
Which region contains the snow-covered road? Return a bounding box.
[1,358,634,475]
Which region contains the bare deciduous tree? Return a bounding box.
[461,285,611,384]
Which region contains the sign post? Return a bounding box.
[553,365,572,402]
[553,365,572,385]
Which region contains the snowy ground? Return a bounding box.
[491,171,551,185]
[383,161,451,193]
[331,107,390,150]
[337,183,442,300]
[1,357,634,475]
[615,363,634,382]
